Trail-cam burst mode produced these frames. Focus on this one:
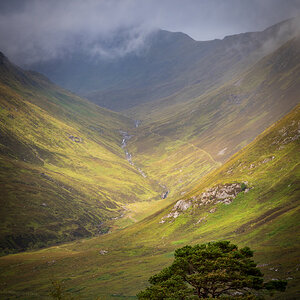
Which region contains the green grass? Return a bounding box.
[0,55,165,253]
[0,103,298,299]
[0,35,299,300]
[1,37,299,254]
[122,38,300,206]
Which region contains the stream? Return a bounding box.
[120,121,169,198]
[120,130,147,178]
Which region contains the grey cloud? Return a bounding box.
[0,0,299,64]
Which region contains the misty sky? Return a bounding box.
[0,0,300,64]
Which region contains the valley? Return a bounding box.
[0,52,167,253]
[0,101,299,299]
[0,14,299,300]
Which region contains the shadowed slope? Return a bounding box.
[0,53,162,253]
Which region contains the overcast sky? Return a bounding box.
[0,0,299,64]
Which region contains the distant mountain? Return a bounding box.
[0,52,162,253]
[26,18,299,111]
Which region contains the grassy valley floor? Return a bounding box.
[0,104,299,299]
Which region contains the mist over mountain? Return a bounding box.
[1,0,300,65]
[25,18,299,111]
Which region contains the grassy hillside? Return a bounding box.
[0,102,298,299]
[122,37,300,202]
[0,53,164,253]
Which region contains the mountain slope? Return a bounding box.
[27,18,299,111]
[4,33,298,254]
[0,53,163,253]
[120,36,300,204]
[0,103,299,299]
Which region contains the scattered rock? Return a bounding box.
[161,191,169,199]
[232,291,243,296]
[217,147,227,156]
[262,156,275,164]
[228,94,243,104]
[134,120,141,128]
[257,263,269,267]
[159,199,191,223]
[69,135,82,143]
[172,211,180,218]
[226,168,233,174]
[198,183,243,206]
[196,216,207,224]
[47,260,56,264]
[160,183,248,224]
[173,200,191,211]
[271,121,300,146]
[99,250,108,255]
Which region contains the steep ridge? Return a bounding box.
[0,103,299,299]
[0,53,163,253]
[122,36,300,201]
[27,18,299,111]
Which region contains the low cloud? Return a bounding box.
[0,0,299,64]
[260,17,300,55]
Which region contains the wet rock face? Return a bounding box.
[160,183,248,224]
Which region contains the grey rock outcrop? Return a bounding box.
[160,182,249,224]
[159,199,192,223]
